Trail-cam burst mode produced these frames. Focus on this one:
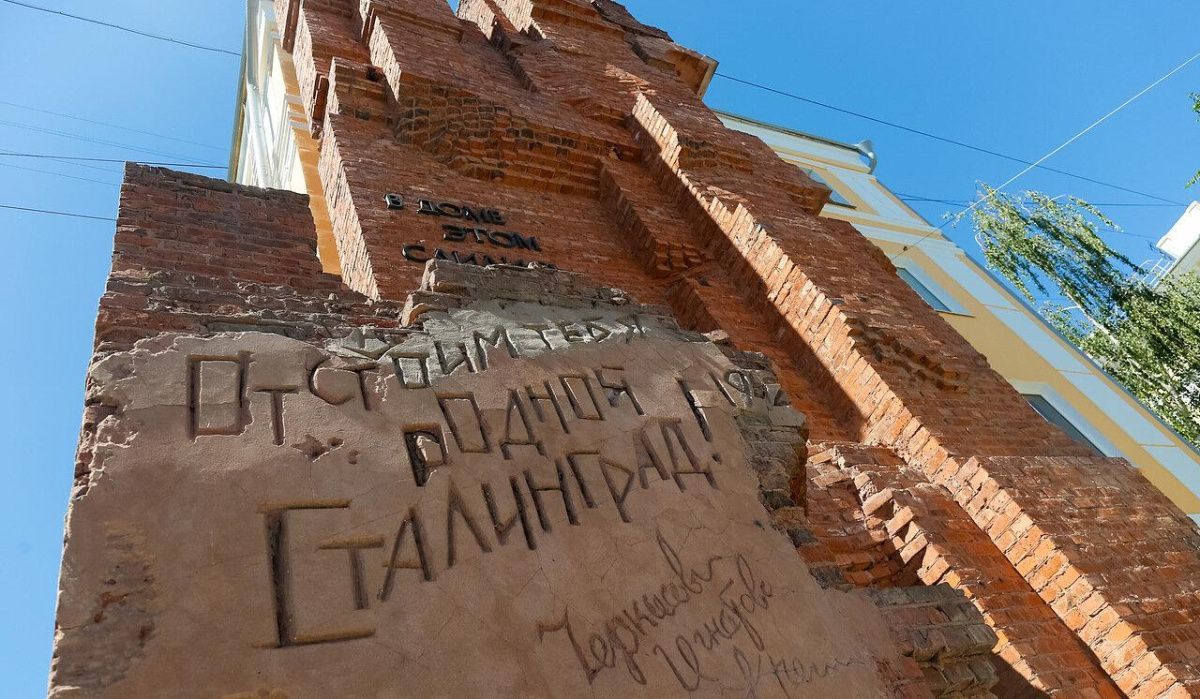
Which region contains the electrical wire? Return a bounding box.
[0,152,225,169]
[715,72,1189,206]
[0,148,130,175]
[897,194,1185,209]
[895,196,1168,241]
[0,117,212,162]
[0,203,115,221]
[0,99,224,152]
[962,50,1200,212]
[0,161,120,187]
[887,48,1200,260]
[0,0,240,57]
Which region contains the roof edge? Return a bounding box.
[714,109,865,155]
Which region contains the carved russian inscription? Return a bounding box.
[393,196,557,268]
[53,286,908,697]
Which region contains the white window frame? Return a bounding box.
[893,262,971,316]
[1009,380,1121,458]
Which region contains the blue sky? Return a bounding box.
[1,0,1197,693]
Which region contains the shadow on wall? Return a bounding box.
[993,658,1049,699]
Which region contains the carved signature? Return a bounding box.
[734,646,867,698]
[537,529,724,685]
[537,529,778,690]
[652,551,772,691]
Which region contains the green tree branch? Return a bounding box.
[972,188,1200,447]
[1191,93,1199,187]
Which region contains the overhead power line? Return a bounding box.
[897,194,1184,209]
[715,72,1188,206]
[0,152,225,169]
[891,48,1200,259]
[0,148,117,175]
[0,161,120,187]
[0,0,240,57]
[0,99,224,152]
[0,203,115,222]
[897,195,965,207]
[972,50,1200,210]
[895,195,1169,241]
[0,117,211,162]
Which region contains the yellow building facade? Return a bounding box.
[721,111,1200,518]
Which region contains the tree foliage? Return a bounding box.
[1192,93,1200,187]
[972,188,1200,447]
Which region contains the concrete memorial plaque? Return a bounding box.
[53,268,907,697]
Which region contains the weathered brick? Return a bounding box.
[67,0,1200,694]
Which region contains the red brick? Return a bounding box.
[77,1,1200,694]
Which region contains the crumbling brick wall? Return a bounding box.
[99,165,402,354]
[83,0,1200,694]
[805,444,1121,697]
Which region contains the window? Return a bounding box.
[803,169,855,208]
[896,268,951,312]
[1023,394,1104,455]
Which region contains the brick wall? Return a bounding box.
[82,163,406,513]
[806,444,1120,696]
[97,165,402,354]
[96,0,1200,694]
